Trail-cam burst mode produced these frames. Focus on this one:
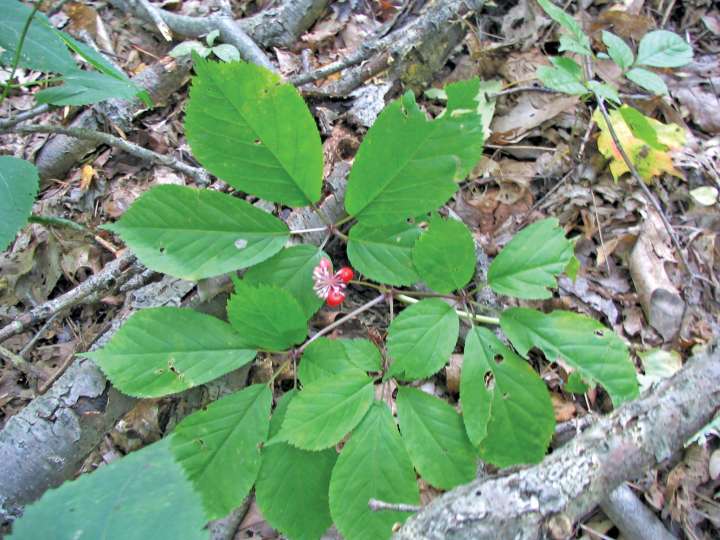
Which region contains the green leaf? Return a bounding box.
[636,30,693,68]
[83,307,255,398]
[412,216,476,294]
[558,35,593,56]
[587,80,621,105]
[185,58,323,206]
[0,1,76,74]
[564,371,589,394]
[501,308,639,406]
[550,56,583,79]
[537,0,592,55]
[347,222,421,286]
[106,185,288,281]
[243,245,326,319]
[212,44,240,62]
[387,299,459,381]
[626,67,668,96]
[488,218,573,299]
[618,105,667,150]
[36,70,145,106]
[256,391,337,540]
[602,31,634,70]
[171,384,272,520]
[299,337,382,386]
[461,327,555,467]
[344,83,484,224]
[227,280,307,351]
[8,438,206,540]
[329,401,419,540]
[536,65,587,95]
[0,156,39,251]
[396,387,476,489]
[276,370,375,450]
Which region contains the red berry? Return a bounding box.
[336,267,354,283]
[326,290,346,307]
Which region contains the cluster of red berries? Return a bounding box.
[312,258,354,307]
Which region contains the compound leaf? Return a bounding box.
[396,387,476,489]
[171,384,272,520]
[36,70,143,106]
[412,216,476,294]
[347,222,421,286]
[329,401,419,540]
[461,327,554,467]
[9,438,206,540]
[243,245,327,319]
[185,58,323,206]
[276,370,375,450]
[602,31,634,70]
[626,67,668,96]
[256,391,337,540]
[83,307,255,398]
[488,218,574,299]
[537,0,592,55]
[536,65,587,95]
[387,299,459,381]
[345,80,484,224]
[299,337,382,386]
[501,307,639,406]
[636,30,693,68]
[227,280,307,351]
[0,156,38,251]
[106,185,288,280]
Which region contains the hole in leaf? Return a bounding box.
[502,392,509,400]
[494,354,504,364]
[235,238,248,249]
[159,246,166,254]
[253,139,261,145]
[594,329,605,337]
[475,489,482,496]
[483,370,495,390]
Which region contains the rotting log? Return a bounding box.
[395,341,720,540]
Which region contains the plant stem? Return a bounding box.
[333,214,354,227]
[29,214,88,233]
[0,1,43,106]
[288,226,329,235]
[299,294,386,353]
[0,76,64,90]
[394,293,500,326]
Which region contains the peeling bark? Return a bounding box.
[394,342,720,540]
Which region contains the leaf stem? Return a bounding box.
[394,293,500,326]
[288,226,329,235]
[0,1,43,106]
[333,214,354,227]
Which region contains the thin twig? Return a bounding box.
[18,313,59,358]
[138,0,172,41]
[299,294,386,353]
[368,498,421,513]
[6,124,211,185]
[0,104,51,129]
[0,344,43,382]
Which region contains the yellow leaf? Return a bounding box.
[80,164,95,190]
[593,105,686,183]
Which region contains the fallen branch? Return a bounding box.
[394,341,720,539]
[600,484,676,540]
[0,104,50,129]
[7,124,210,185]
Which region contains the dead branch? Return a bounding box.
[0,104,50,129]
[7,124,210,185]
[600,484,677,540]
[394,341,720,540]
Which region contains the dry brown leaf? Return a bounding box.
[491,95,579,144]
[551,393,576,422]
[80,164,95,190]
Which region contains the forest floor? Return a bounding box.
[0,0,719,539]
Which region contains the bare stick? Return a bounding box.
[600,484,676,540]
[0,104,51,129]
[138,0,172,41]
[0,252,140,344]
[7,124,211,185]
[369,499,421,513]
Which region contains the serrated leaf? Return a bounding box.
[329,401,419,540]
[387,299,459,381]
[602,31,634,70]
[36,70,145,105]
[550,56,583,79]
[106,185,288,280]
[299,337,382,386]
[636,30,693,68]
[0,156,39,252]
[344,82,484,224]
[83,307,255,398]
[412,216,476,294]
[501,307,639,406]
[0,1,76,74]
[227,280,307,351]
[461,327,555,467]
[171,384,272,520]
[243,245,326,318]
[256,391,337,540]
[537,0,592,55]
[8,438,206,540]
[593,105,686,182]
[185,58,322,206]
[587,80,621,105]
[488,218,574,299]
[211,44,240,62]
[347,222,421,286]
[536,65,587,95]
[276,370,375,450]
[625,67,668,96]
[396,387,476,489]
